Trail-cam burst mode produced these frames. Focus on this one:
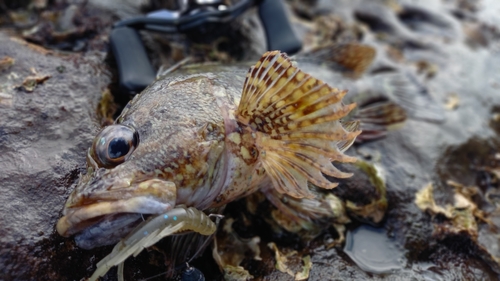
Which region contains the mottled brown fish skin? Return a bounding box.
[115,73,233,209]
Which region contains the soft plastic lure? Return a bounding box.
[88,206,217,281]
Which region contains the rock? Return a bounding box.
[0,33,110,280]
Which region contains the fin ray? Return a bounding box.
[266,139,352,187]
[263,155,309,198]
[237,51,360,198]
[338,120,361,152]
[284,140,358,163]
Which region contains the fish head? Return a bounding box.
[56,76,227,249]
[56,122,180,248]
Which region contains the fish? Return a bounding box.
[56,51,362,279]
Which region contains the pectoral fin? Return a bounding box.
[236,51,360,199]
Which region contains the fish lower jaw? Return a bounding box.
[56,196,173,237]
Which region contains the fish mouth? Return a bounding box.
[56,178,178,249]
[56,196,173,238]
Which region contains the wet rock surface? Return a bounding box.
[1,0,500,280]
[0,33,111,279]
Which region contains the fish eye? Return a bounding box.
[91,124,138,168]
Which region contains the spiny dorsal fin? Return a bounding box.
[236,51,361,199]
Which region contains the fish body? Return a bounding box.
[56,52,360,251]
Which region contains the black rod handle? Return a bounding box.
[110,27,156,94]
[258,0,302,54]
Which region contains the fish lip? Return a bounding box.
[74,213,143,249]
[58,175,177,237]
[56,196,172,237]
